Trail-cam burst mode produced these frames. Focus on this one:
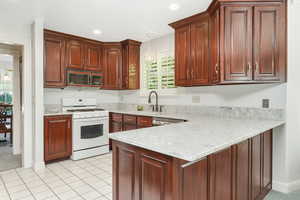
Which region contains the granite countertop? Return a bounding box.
[44,108,285,162]
[109,110,285,162]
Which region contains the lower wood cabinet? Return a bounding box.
[44,115,72,162]
[112,130,273,200]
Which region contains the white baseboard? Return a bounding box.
[273,179,300,193]
[33,161,45,171]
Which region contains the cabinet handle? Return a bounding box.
[255,62,259,73]
[215,64,219,74]
[247,63,252,72]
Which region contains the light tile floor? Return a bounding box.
[0,152,299,200]
[0,135,22,172]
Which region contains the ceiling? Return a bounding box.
[0,0,212,42]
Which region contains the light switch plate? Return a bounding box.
[192,96,201,103]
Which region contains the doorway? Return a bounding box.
[0,44,22,171]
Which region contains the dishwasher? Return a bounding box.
[152,117,186,126]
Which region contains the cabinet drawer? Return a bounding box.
[111,113,123,122]
[123,115,137,125]
[110,122,122,133]
[123,124,137,131]
[137,116,153,127]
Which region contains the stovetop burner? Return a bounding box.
[67,108,105,112]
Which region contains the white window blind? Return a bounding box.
[144,54,175,90]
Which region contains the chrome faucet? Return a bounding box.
[148,91,159,112]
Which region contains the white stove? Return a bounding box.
[62,98,109,160]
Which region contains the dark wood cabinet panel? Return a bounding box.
[112,129,273,200]
[190,18,210,85]
[123,124,137,131]
[66,39,84,70]
[139,154,171,200]
[44,115,72,162]
[175,25,191,86]
[262,130,272,193]
[211,148,233,200]
[122,40,141,89]
[44,33,66,88]
[253,5,285,82]
[235,140,251,200]
[222,6,253,82]
[113,146,136,200]
[137,116,153,128]
[210,9,220,84]
[252,134,262,200]
[103,46,122,89]
[123,115,137,125]
[85,42,102,72]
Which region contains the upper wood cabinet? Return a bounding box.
[44,115,72,162]
[122,40,142,90]
[84,42,103,72]
[44,30,141,89]
[222,6,253,82]
[170,0,287,86]
[190,18,210,85]
[66,39,84,70]
[253,5,285,82]
[172,14,210,86]
[175,25,191,86]
[103,45,122,89]
[44,32,66,88]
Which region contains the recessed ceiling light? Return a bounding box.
[93,29,102,35]
[169,3,180,11]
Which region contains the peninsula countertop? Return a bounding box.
[109,110,285,162]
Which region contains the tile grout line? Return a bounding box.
[34,167,74,200]
[15,169,38,200]
[0,172,13,200]
[46,163,91,200]
[59,160,110,199]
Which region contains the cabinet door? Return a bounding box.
[210,148,233,200]
[222,6,253,82]
[262,130,272,193]
[210,9,220,84]
[103,47,122,89]
[253,5,285,82]
[85,42,102,72]
[251,134,262,200]
[175,25,191,86]
[123,124,137,131]
[234,140,251,200]
[44,115,72,162]
[44,34,66,88]
[66,39,84,69]
[190,19,210,85]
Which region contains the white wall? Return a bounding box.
[0,23,33,168]
[44,88,120,106]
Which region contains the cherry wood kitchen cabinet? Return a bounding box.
[170,0,287,86]
[44,31,66,88]
[66,39,84,70]
[122,40,142,90]
[84,41,103,72]
[171,13,210,86]
[112,130,273,200]
[222,6,253,82]
[253,5,286,82]
[103,45,123,89]
[44,115,72,162]
[44,29,141,89]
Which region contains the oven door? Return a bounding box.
[73,117,109,151]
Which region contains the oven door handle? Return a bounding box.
[73,117,108,123]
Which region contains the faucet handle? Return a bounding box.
[159,105,164,112]
[149,105,155,112]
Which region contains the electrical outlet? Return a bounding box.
[262,99,270,108]
[192,96,201,103]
